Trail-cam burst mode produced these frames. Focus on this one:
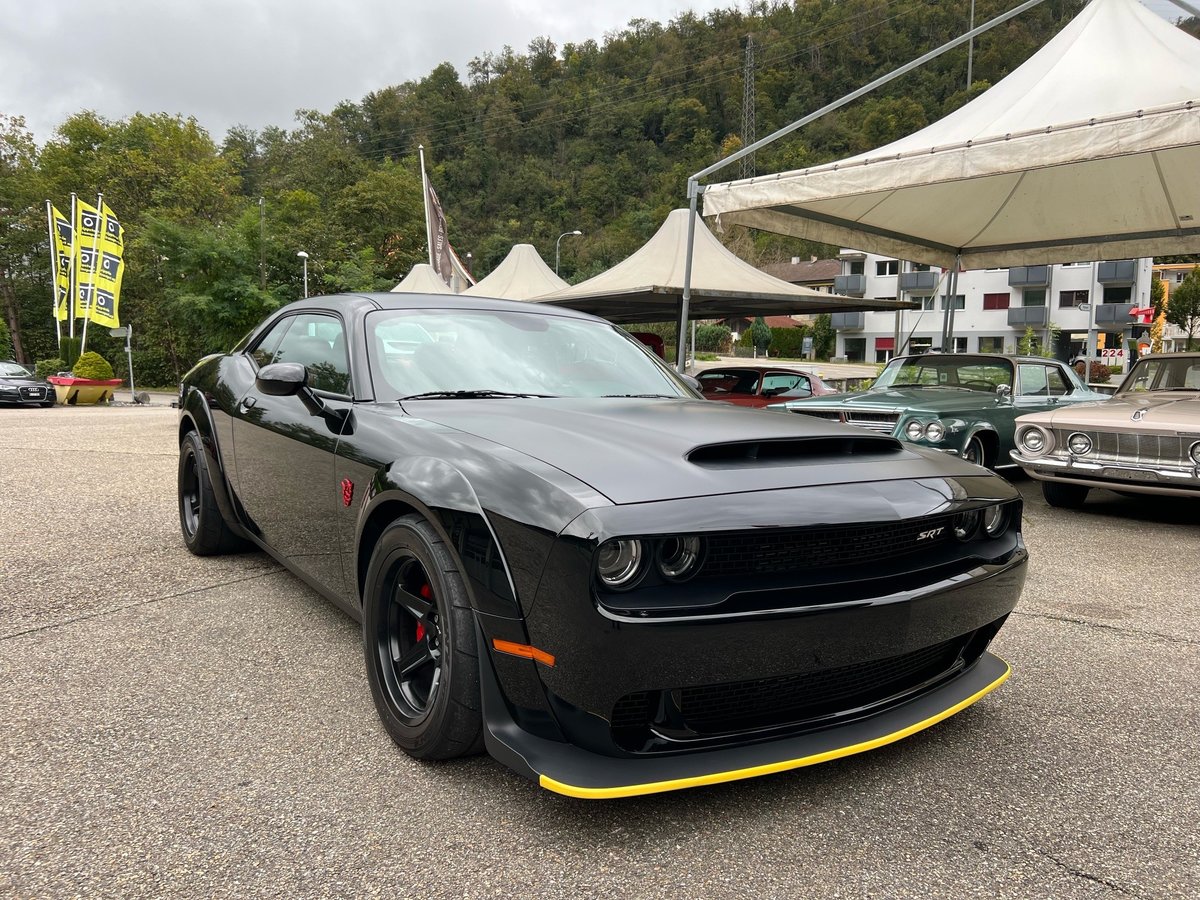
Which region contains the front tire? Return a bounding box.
[962,435,987,467]
[1042,480,1089,509]
[362,514,484,760]
[178,430,247,555]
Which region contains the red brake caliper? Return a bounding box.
[415,583,432,642]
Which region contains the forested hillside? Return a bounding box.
[5,0,1175,383]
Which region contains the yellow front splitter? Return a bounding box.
[483,652,1010,800]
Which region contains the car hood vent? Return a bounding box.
[687,436,903,468]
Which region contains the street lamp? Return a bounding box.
[297,250,309,298]
[555,230,582,276]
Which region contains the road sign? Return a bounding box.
[1077,302,1091,313]
[108,327,129,338]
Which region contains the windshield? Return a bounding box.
[1119,356,1200,393]
[0,362,32,377]
[366,309,694,401]
[873,355,1013,392]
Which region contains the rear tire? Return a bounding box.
[362,514,484,760]
[1042,480,1089,509]
[178,430,248,555]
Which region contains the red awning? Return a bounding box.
[875,337,895,350]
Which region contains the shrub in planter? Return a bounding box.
[35,358,67,380]
[1074,360,1111,384]
[72,351,115,381]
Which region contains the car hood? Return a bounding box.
[1018,391,1200,429]
[0,375,45,388]
[779,387,1005,415]
[393,397,989,505]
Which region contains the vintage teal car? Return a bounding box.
[769,354,1109,468]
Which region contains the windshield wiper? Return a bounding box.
[399,390,558,401]
[600,393,678,399]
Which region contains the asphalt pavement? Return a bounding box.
[1,405,1196,898]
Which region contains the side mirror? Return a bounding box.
[257,362,307,396]
[995,384,1012,400]
[681,373,702,393]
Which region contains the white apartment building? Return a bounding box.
[830,252,1153,367]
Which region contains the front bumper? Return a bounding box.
[483,651,1010,799]
[1012,451,1200,496]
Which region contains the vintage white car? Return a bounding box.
[1011,353,1200,506]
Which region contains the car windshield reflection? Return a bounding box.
[367,309,691,402]
[873,356,1014,393]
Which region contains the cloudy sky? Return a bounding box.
[0,0,1190,145]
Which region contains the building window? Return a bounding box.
[983,292,1010,310]
[1103,285,1133,303]
[917,296,934,310]
[978,336,1005,354]
[843,337,866,362]
[848,260,865,275]
[909,337,933,354]
[876,260,899,276]
[951,337,968,353]
[939,295,965,310]
[910,263,931,272]
[1059,290,1089,308]
[1023,289,1047,307]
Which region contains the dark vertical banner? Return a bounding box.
[427,183,453,287]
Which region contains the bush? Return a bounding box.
[767,326,808,358]
[72,351,115,381]
[35,358,67,380]
[1074,360,1111,384]
[695,324,732,353]
[60,336,81,369]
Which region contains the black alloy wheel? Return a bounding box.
[177,430,247,555]
[362,514,483,760]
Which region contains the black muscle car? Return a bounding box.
[177,294,1027,798]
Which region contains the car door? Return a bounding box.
[232,311,354,596]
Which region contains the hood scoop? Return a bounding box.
[687,435,903,468]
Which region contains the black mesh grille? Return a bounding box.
[678,637,962,734]
[700,515,954,578]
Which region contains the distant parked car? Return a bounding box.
[769,353,1108,468]
[1012,352,1200,507]
[697,366,834,408]
[0,360,55,408]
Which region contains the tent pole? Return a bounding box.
[677,180,699,372]
[945,260,960,351]
[1168,1,1200,19]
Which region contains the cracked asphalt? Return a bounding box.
[1,405,1197,898]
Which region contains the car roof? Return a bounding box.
[892,353,1058,365]
[274,292,605,323]
[699,366,814,375]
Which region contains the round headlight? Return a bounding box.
[1018,426,1046,454]
[596,539,644,589]
[657,536,703,580]
[954,509,981,541]
[905,421,926,441]
[925,421,945,442]
[983,504,1006,536]
[1190,442,1200,466]
[1067,432,1092,455]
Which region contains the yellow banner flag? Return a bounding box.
[74,199,124,327]
[51,205,72,321]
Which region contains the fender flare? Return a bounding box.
[178,388,252,539]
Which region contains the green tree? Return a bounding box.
[1167,266,1200,351]
[750,316,772,354]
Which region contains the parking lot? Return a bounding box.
[1,405,1196,898]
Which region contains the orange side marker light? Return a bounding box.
[491,639,556,667]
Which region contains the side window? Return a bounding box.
[1018,364,1050,396]
[1046,366,1071,396]
[273,314,351,395]
[762,373,805,396]
[250,316,294,369]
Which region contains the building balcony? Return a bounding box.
[1095,303,1136,323]
[898,271,939,292]
[1008,266,1050,288]
[1097,260,1137,284]
[831,311,864,330]
[1008,306,1048,327]
[834,274,866,297]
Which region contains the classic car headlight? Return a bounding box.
[1190,442,1200,466]
[905,421,926,441]
[657,536,703,581]
[983,504,1007,536]
[1017,425,1050,455]
[1067,432,1092,455]
[596,539,644,589]
[924,421,945,442]
[953,509,981,541]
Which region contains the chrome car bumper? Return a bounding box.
[1012,451,1200,495]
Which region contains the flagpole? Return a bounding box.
[80,192,103,354]
[418,145,434,266]
[46,201,62,349]
[68,193,77,339]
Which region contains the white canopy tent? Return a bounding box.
[390,263,455,294]
[702,0,1200,270]
[463,244,568,300]
[535,208,912,324]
